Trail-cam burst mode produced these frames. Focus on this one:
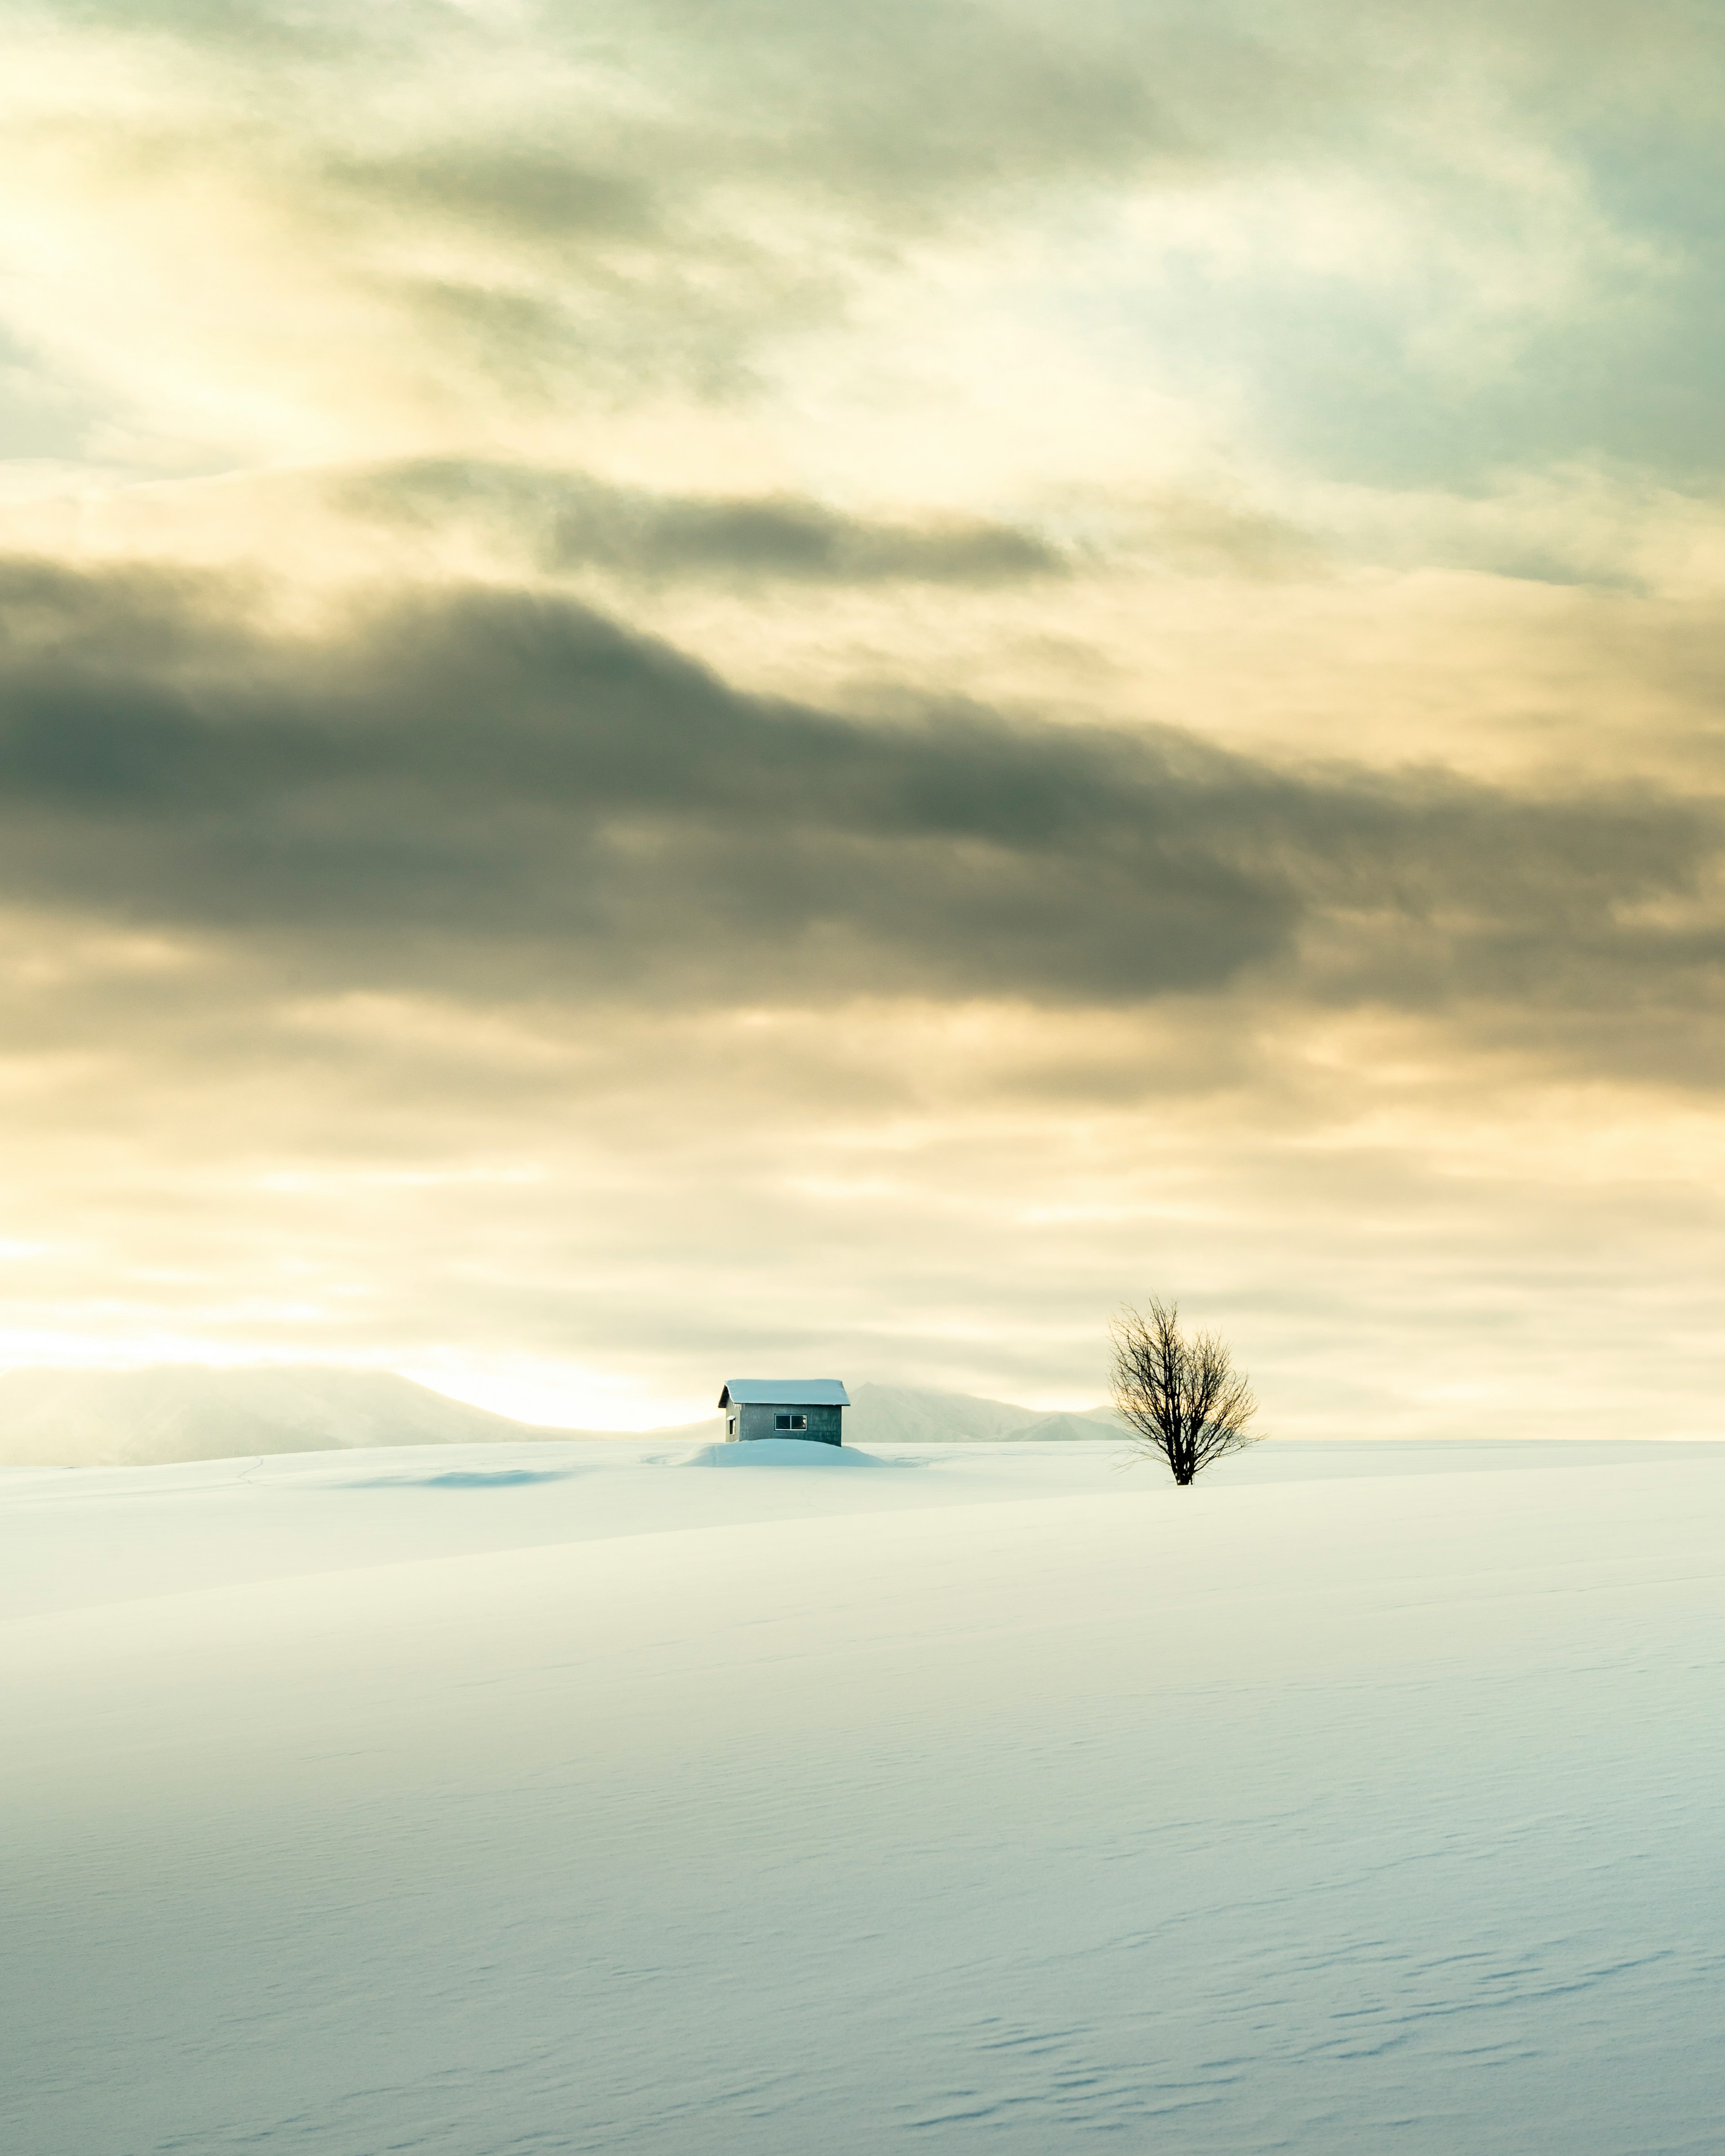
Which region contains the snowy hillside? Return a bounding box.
[5,1437,1724,2155]
[0,1366,1115,1466]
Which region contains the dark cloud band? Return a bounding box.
[0,559,1716,1012]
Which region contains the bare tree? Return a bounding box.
[1110,1297,1259,1484]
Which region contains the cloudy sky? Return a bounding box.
[3,0,1723,1432]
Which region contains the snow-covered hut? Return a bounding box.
[718,1379,849,1445]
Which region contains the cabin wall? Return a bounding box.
[735,1401,843,1445]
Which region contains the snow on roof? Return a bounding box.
[717,1379,851,1408]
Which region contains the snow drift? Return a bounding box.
[677,1436,903,1468]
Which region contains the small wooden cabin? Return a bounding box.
[718,1379,849,1445]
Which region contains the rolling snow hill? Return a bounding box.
[5,1436,1723,2155]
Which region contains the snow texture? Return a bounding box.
[4,1438,1724,2154]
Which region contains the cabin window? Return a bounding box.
[728,1418,736,1435]
[775,1412,807,1430]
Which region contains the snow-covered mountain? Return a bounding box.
[0,1366,1118,1467]
[0,1366,588,1468]
[843,1382,1119,1445]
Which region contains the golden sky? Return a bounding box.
[3,0,1724,1430]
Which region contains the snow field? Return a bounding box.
[4,1441,1724,2153]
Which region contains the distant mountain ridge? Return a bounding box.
[0,1365,1121,1468]
[845,1383,1119,1446]
[0,1366,569,1469]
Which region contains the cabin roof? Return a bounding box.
[717,1379,851,1408]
